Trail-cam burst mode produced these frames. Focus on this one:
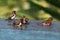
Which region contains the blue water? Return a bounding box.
[0,18,60,40]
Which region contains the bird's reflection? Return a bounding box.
[12,22,27,30]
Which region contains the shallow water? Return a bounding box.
[0,18,60,40]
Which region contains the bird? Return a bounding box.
[12,17,28,30]
[12,19,22,26]
[6,11,16,21]
[21,16,28,24]
[38,17,53,26]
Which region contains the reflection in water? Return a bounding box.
[13,24,27,30]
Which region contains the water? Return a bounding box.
[0,18,60,40]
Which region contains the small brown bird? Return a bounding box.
[21,16,28,24]
[6,11,16,21]
[39,17,53,26]
[12,19,22,27]
[12,16,28,30]
[12,18,27,30]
